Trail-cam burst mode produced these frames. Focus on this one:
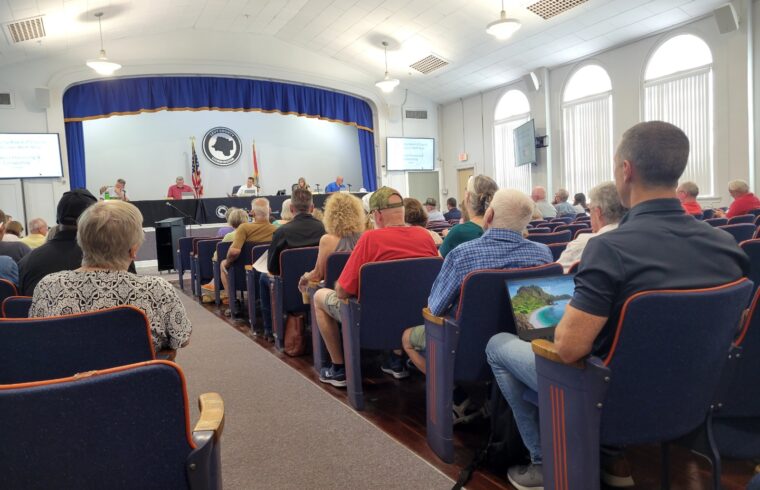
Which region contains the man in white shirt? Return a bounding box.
[423,198,446,222]
[557,181,626,273]
[236,177,258,196]
[531,186,557,218]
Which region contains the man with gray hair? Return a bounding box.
[557,182,626,273]
[220,197,277,297]
[531,186,557,218]
[20,218,48,249]
[715,179,760,218]
[552,188,576,217]
[488,121,748,489]
[402,189,553,419]
[676,181,702,215]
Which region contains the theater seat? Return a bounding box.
[0,306,155,384]
[0,360,224,490]
[422,263,563,463]
[1,296,32,318]
[532,279,752,490]
[705,217,728,227]
[245,244,270,329]
[271,247,319,351]
[719,224,756,244]
[308,252,351,373]
[548,242,568,261]
[527,230,572,245]
[194,238,223,297]
[177,236,195,290]
[728,214,756,225]
[0,279,17,307]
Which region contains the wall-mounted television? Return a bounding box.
[513,119,537,167]
[0,133,64,179]
[386,137,435,171]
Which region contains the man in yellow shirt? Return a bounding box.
[20,218,48,249]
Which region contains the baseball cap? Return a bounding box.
[424,198,437,207]
[57,188,97,225]
[369,186,404,212]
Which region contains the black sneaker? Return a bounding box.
[319,365,347,387]
[381,353,409,379]
[507,463,544,490]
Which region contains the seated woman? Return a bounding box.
[403,198,443,246]
[29,200,192,354]
[273,199,293,227]
[201,207,249,300]
[299,192,365,290]
[292,177,310,192]
[439,175,498,257]
[2,221,23,242]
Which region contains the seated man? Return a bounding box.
[402,189,552,415]
[258,189,325,340]
[220,198,277,304]
[166,176,195,200]
[715,179,760,218]
[325,175,346,193]
[18,190,98,296]
[552,188,576,217]
[20,218,48,249]
[423,198,446,222]
[314,187,439,386]
[556,182,626,273]
[236,177,258,197]
[0,211,30,263]
[676,181,702,215]
[486,121,749,490]
[99,178,129,201]
[531,186,557,219]
[443,197,461,222]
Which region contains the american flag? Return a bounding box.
[191,138,203,197]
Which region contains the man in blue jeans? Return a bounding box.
[258,188,324,341]
[487,121,748,490]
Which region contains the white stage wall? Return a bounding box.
[83,109,363,201]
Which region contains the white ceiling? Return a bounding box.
[0,0,732,103]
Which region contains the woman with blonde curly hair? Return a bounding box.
[299,192,365,288]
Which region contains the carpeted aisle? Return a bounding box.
[174,292,454,489]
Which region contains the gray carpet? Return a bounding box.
[175,292,454,489]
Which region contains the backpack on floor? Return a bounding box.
[452,382,529,489]
[284,313,306,357]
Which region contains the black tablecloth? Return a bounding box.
[133,193,364,227]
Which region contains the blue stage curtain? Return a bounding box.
[64,121,86,189]
[62,76,377,191]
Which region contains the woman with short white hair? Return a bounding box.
[30,200,191,353]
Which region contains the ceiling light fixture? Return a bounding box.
[86,12,121,76]
[375,41,400,93]
[486,0,522,40]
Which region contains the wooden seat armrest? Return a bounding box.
[244,265,253,271]
[531,339,585,369]
[156,349,177,361]
[194,392,225,440]
[422,307,444,326]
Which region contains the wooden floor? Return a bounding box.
[182,286,758,489]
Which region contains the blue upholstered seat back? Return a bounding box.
[718,223,756,243]
[551,217,574,224]
[280,247,319,312]
[229,242,264,290]
[741,239,760,295]
[0,306,155,384]
[197,239,222,282]
[0,279,17,306]
[548,243,568,261]
[325,252,351,290]
[554,223,589,236]
[727,214,756,225]
[452,263,564,381]
[178,236,195,272]
[527,227,551,234]
[599,279,752,446]
[527,230,572,245]
[705,217,728,227]
[1,296,32,318]
[358,257,442,349]
[0,361,193,489]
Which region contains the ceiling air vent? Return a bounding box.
[409,54,449,75]
[405,110,428,120]
[5,16,46,43]
[527,0,588,20]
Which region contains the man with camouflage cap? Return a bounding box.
[313,186,439,386]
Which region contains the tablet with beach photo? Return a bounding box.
[506,275,576,341]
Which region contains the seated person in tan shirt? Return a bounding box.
[220,197,277,293]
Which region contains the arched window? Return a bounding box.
[493,90,532,192]
[562,64,613,196]
[644,34,714,195]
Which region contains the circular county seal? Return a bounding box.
[202,127,242,166]
[215,205,229,219]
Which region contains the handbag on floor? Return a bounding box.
[284,313,306,357]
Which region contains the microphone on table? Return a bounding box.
[165,201,200,225]
[314,184,322,193]
[346,184,353,192]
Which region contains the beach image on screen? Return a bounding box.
[507,276,574,333]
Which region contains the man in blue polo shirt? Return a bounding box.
[324,176,346,193]
[487,121,749,490]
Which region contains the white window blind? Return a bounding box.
[494,115,532,192]
[644,67,713,196]
[562,93,613,195]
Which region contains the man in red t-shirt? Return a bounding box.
[676,181,702,215]
[166,176,196,200]
[715,179,760,218]
[313,186,439,387]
